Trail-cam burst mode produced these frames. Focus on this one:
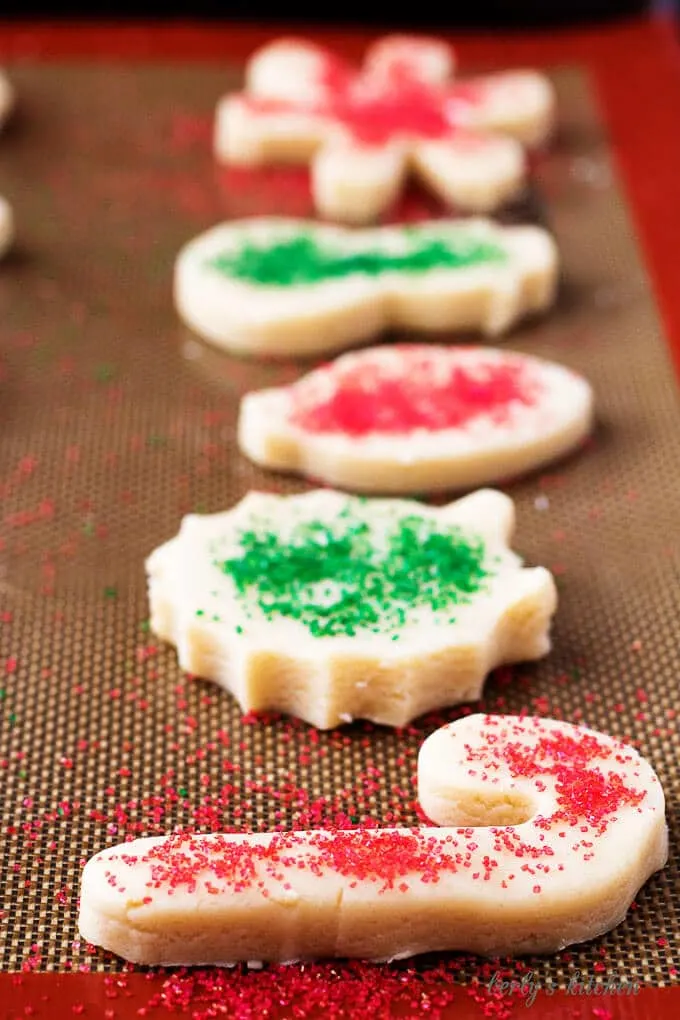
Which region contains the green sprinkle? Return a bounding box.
[9,713,16,725]
[139,619,150,632]
[34,344,52,366]
[213,501,491,639]
[94,363,116,383]
[235,625,243,634]
[104,586,118,600]
[196,609,205,617]
[0,690,5,701]
[83,521,95,537]
[148,434,168,448]
[178,787,188,798]
[208,231,507,288]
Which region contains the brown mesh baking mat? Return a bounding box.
[0,62,678,989]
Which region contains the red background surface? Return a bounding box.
[0,14,678,1019]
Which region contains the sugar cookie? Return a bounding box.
[78,713,667,964]
[215,36,554,222]
[0,70,14,129]
[146,489,557,729]
[0,196,14,257]
[174,217,558,358]
[0,72,15,257]
[239,345,593,494]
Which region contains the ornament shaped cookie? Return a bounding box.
[79,713,667,964]
[240,345,593,494]
[174,217,558,358]
[216,36,554,223]
[146,489,557,729]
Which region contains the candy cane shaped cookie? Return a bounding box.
[78,714,667,964]
[146,489,557,729]
[174,217,558,357]
[239,345,593,493]
[216,36,554,223]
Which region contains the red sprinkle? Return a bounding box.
[241,41,489,147]
[137,958,519,1020]
[106,827,460,899]
[464,718,646,833]
[290,347,541,436]
[98,717,647,906]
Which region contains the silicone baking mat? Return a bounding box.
[0,61,678,997]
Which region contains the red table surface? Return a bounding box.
[0,14,679,1020]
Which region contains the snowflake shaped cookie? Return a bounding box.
[79,713,667,964]
[147,489,557,729]
[239,344,593,493]
[216,35,555,223]
[174,217,558,357]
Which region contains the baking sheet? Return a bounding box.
[0,62,678,988]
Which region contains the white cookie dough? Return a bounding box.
[216,36,554,223]
[0,70,14,129]
[239,345,593,494]
[0,72,16,257]
[78,713,667,964]
[146,489,557,729]
[174,217,558,358]
[0,196,14,257]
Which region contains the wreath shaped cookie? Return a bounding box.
[146,488,557,729]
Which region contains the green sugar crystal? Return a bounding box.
[207,231,507,288]
[212,502,492,638]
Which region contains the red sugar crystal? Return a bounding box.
[290,347,540,436]
[102,717,647,904]
[464,718,645,833]
[242,46,486,149]
[141,959,477,1020]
